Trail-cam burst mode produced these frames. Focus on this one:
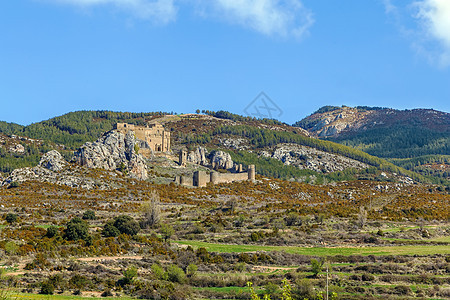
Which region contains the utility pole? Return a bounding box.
[326,263,329,300]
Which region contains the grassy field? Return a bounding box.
[175,240,450,256]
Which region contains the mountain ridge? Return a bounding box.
[0,108,448,186]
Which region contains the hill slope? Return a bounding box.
[294,106,449,158]
[0,110,441,185]
[293,106,450,180]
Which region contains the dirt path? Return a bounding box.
[77,255,143,262]
[4,255,144,276]
[252,265,298,273]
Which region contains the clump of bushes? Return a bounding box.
[102,215,140,237]
[82,210,96,220]
[64,217,90,242]
[5,213,18,224]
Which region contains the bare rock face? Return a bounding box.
[39,150,67,172]
[1,150,108,189]
[187,146,208,165]
[268,143,369,173]
[210,150,234,170]
[73,130,148,180]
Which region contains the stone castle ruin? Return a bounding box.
[175,165,255,187]
[176,147,256,187]
[115,122,171,157]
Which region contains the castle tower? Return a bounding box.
[179,150,187,166]
[248,165,256,181]
[194,171,207,187]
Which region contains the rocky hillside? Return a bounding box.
[295,106,449,139]
[293,106,450,182]
[0,110,440,185]
[294,106,450,157]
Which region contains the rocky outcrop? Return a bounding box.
[1,150,110,189]
[187,146,208,165]
[296,107,373,138]
[219,138,249,150]
[39,150,67,172]
[8,143,25,154]
[210,150,234,170]
[263,143,369,173]
[73,130,148,180]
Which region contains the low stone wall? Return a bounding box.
[175,175,194,186]
[210,172,248,184]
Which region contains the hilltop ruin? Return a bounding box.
[115,122,171,157]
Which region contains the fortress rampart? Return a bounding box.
[175,165,256,187]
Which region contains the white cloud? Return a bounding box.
[382,0,397,14]
[43,0,314,39]
[203,0,314,39]
[382,0,450,67]
[414,0,450,66]
[45,0,177,24]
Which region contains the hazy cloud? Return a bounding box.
[202,0,314,39]
[382,0,397,14]
[42,0,314,39]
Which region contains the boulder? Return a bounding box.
[210,150,234,170]
[73,130,148,180]
[39,150,67,172]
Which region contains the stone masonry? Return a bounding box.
[115,122,170,157]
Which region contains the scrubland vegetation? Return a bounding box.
[0,111,449,299]
[0,166,449,299]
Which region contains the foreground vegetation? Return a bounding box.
[0,165,449,299]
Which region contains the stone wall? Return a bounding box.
[175,165,255,187]
[210,172,249,184]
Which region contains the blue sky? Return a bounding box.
[1,0,450,125]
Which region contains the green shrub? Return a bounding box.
[117,266,138,287]
[311,259,324,277]
[40,280,55,295]
[167,265,186,283]
[82,210,96,220]
[113,215,140,236]
[69,274,88,290]
[124,266,138,281]
[362,273,375,281]
[46,226,59,238]
[101,289,113,297]
[8,181,19,189]
[294,279,314,299]
[160,223,174,242]
[5,213,18,224]
[151,264,167,281]
[64,217,90,241]
[102,221,120,237]
[394,285,412,295]
[186,263,198,278]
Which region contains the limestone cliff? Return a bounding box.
[73,130,148,180]
[210,150,234,170]
[187,146,208,165]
